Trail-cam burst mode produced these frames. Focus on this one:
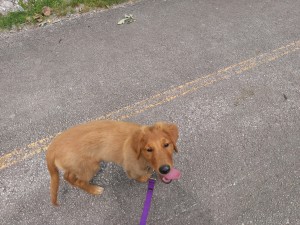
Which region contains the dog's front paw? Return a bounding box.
[90,186,104,195]
[136,174,151,183]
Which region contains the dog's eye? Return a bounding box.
[164,143,169,148]
[146,148,153,152]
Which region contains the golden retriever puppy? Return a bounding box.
[46,120,181,206]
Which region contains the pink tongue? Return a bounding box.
[162,168,181,182]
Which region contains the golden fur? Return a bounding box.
[46,120,179,205]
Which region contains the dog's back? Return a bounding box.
[47,120,140,163]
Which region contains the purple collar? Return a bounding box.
[139,174,156,225]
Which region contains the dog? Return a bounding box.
[46,120,181,205]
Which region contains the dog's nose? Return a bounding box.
[159,165,171,174]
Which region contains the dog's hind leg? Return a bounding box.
[74,179,104,195]
[64,162,103,195]
[63,171,77,185]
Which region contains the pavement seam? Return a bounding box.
[1,40,300,170]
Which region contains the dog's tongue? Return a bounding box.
[161,168,181,183]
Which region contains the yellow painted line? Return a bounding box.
[1,40,300,170]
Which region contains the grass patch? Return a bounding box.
[0,0,128,30]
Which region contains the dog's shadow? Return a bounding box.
[90,163,214,225]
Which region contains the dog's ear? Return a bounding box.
[155,122,179,152]
[131,128,146,159]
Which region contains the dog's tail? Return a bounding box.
[46,153,59,206]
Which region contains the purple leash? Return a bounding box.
[139,173,156,225]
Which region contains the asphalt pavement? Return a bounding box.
[0,0,300,224]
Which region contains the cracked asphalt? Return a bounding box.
[0,0,300,224]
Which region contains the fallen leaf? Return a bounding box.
[118,18,126,25]
[117,14,135,25]
[25,16,32,22]
[33,14,41,19]
[33,14,43,22]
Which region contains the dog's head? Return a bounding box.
[132,122,179,177]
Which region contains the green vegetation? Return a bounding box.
[0,0,128,30]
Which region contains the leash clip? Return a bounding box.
[150,170,157,181]
[146,166,157,181]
